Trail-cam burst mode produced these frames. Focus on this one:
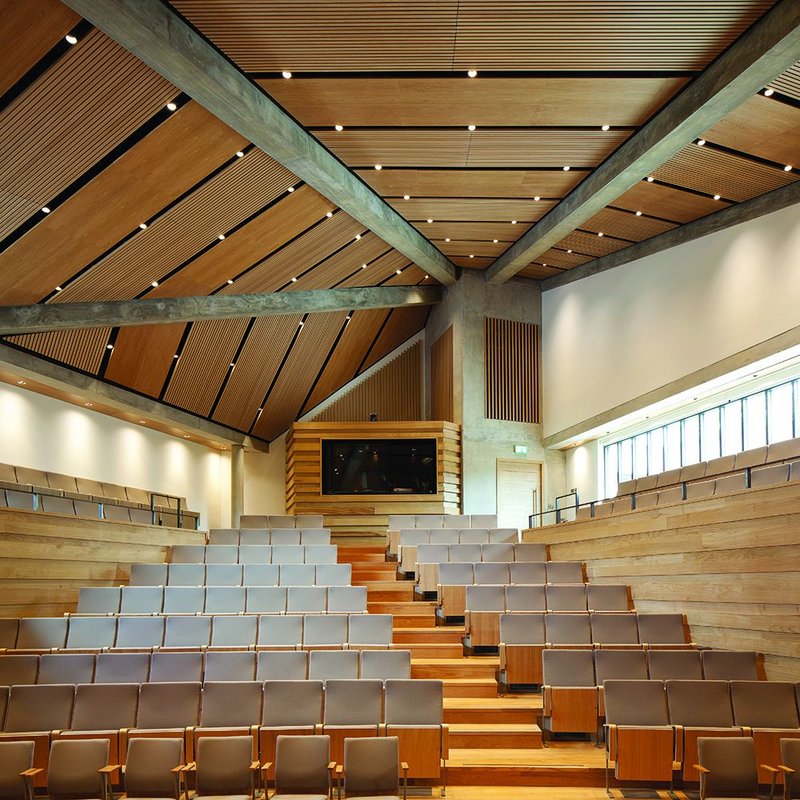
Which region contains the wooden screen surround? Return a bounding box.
[430,326,454,422]
[523,481,800,680]
[286,421,461,540]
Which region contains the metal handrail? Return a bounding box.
[150,492,184,528]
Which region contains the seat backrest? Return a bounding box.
[388,515,415,530]
[205,586,246,614]
[443,514,470,528]
[686,478,715,500]
[657,485,683,505]
[77,587,121,615]
[256,650,307,682]
[0,655,38,687]
[470,514,497,528]
[274,734,330,796]
[315,564,352,587]
[715,471,747,494]
[303,614,347,646]
[545,613,591,645]
[295,515,324,529]
[417,544,450,565]
[655,468,682,488]
[458,529,489,545]
[546,562,584,584]
[204,545,239,564]
[400,530,429,547]
[543,649,595,687]
[299,529,330,545]
[270,529,301,546]
[136,682,201,729]
[510,562,547,584]
[603,679,669,726]
[5,490,35,511]
[149,651,203,683]
[781,738,800,778]
[324,679,383,725]
[499,613,545,644]
[327,586,367,614]
[129,564,168,586]
[4,684,75,732]
[162,616,212,649]
[239,530,270,546]
[666,680,733,727]
[680,461,707,482]
[47,738,109,800]
[95,653,150,684]
[37,653,95,685]
[647,649,702,681]
[701,650,759,681]
[16,617,68,650]
[243,561,279,584]
[438,562,474,585]
[385,679,442,725]
[474,562,509,585]
[513,542,546,562]
[730,681,800,728]
[696,736,758,797]
[634,491,658,510]
[210,615,257,648]
[208,529,240,545]
[281,565,316,587]
[0,741,34,799]
[163,586,205,614]
[706,454,737,476]
[637,613,687,645]
[238,545,271,566]
[734,446,768,469]
[272,545,304,564]
[304,545,337,564]
[590,612,640,645]
[269,516,297,529]
[125,737,183,799]
[204,651,256,682]
[482,543,514,563]
[205,564,243,587]
[200,681,262,728]
[286,586,327,613]
[466,585,505,612]
[167,564,205,586]
[240,515,268,528]
[431,529,459,546]
[71,682,139,731]
[246,586,286,614]
[195,735,253,796]
[170,544,206,564]
[594,650,648,683]
[750,462,790,488]
[360,650,411,681]
[38,495,75,516]
[546,584,587,611]
[114,616,164,650]
[66,616,117,650]
[257,615,302,647]
[121,586,164,614]
[262,680,323,727]
[448,544,482,563]
[587,584,629,611]
[0,619,19,649]
[416,514,443,529]
[488,528,518,544]
[344,737,399,796]
[347,614,392,646]
[308,650,359,681]
[505,584,546,612]
[768,437,800,462]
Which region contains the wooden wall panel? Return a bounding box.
[484,317,540,424]
[309,341,422,423]
[0,508,202,617]
[8,328,111,374]
[361,305,430,373]
[286,420,461,540]
[430,326,454,423]
[523,482,800,680]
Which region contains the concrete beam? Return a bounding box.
[0,286,442,336]
[542,180,800,291]
[485,0,800,284]
[62,0,458,287]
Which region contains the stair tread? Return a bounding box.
[448,723,542,732]
[444,698,541,709]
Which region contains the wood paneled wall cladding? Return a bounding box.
[0,509,203,617]
[430,326,454,423]
[523,482,800,680]
[286,421,461,540]
[308,342,422,423]
[484,317,541,424]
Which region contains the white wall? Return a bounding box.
[243,435,287,515]
[543,203,800,439]
[0,383,228,529]
[565,439,600,504]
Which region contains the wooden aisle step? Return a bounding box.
[412,657,498,680]
[444,697,540,724]
[448,723,543,749]
[443,679,500,698]
[393,626,465,644]
[368,600,435,615]
[399,642,465,658]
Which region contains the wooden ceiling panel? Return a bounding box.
[519,263,565,280]
[0,102,247,305]
[613,180,732,223]
[337,250,413,287]
[653,143,797,201]
[583,208,678,241]
[557,230,631,258]
[0,29,176,240]
[438,241,507,258]
[412,221,520,240]
[7,328,111,374]
[213,314,303,431]
[163,318,249,416]
[358,168,587,199]
[262,77,685,127]
[536,248,593,270]
[55,150,295,302]
[104,323,186,398]
[317,129,629,168]
[0,0,79,96]
[770,61,800,101]
[703,95,800,168]
[150,185,334,299]
[173,0,772,72]
[361,305,429,373]
[452,256,492,269]
[393,198,549,222]
[252,311,348,441]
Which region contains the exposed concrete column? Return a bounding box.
[231,444,245,527]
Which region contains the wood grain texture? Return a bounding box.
[523,481,800,679]
[485,318,540,424]
[430,326,454,423]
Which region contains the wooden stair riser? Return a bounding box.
[448,728,543,749]
[412,661,498,679]
[443,681,502,698]
[444,765,607,787]
[393,628,465,644]
[444,707,539,725]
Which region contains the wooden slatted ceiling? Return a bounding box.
[0,102,247,305]
[393,198,550,223]
[0,28,176,240]
[7,328,111,374]
[261,77,687,126]
[439,241,506,258]
[0,0,79,96]
[54,150,295,303]
[612,180,732,223]
[316,129,631,168]
[556,230,631,258]
[703,95,800,168]
[770,61,800,100]
[519,264,565,281]
[413,221,521,241]
[172,0,773,71]
[582,208,678,241]
[532,248,593,271]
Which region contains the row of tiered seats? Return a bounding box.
[238,515,323,528]
[398,531,520,575]
[603,679,800,785]
[0,613,390,651]
[172,543,337,564]
[207,529,330,545]
[387,512,500,558]
[129,562,351,587]
[0,648,413,685]
[0,678,447,783]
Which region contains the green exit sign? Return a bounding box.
[513,445,528,455]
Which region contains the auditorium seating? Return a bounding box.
[0,740,35,799]
[123,737,184,800]
[387,513,498,558]
[170,543,338,565]
[340,736,406,800]
[208,528,330,545]
[695,736,762,800]
[272,734,333,799]
[399,529,519,576]
[541,649,598,739]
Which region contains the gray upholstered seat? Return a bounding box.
[47,739,110,800]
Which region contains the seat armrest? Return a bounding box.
[259,762,273,774]
[778,765,796,774]
[693,764,710,774]
[327,762,336,772]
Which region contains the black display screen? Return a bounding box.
[321,438,437,495]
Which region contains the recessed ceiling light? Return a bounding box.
[282,71,292,79]
[173,354,179,359]
[542,263,547,267]
[467,124,476,131]
[601,124,610,131]
[139,222,147,229]
[298,321,304,327]
[713,194,721,200]
[597,231,604,237]
[166,101,177,111]
[65,34,78,44]
[218,234,225,240]
[784,165,793,172]
[257,408,263,413]
[445,238,450,242]
[287,186,295,192]
[138,420,145,424]
[396,269,402,274]
[563,166,570,171]
[511,220,517,224]
[334,124,344,131]
[355,234,361,240]
[763,87,774,97]
[534,196,540,201]
[229,362,235,368]
[361,263,367,269]
[427,219,433,223]
[467,70,478,78]
[183,434,190,439]
[424,276,428,280]
[106,344,113,350]
[493,239,498,243]
[346,315,351,321]
[236,151,244,158]
[291,277,297,282]
[151,281,158,287]
[227,279,233,285]
[696,138,706,146]
[41,207,51,214]
[567,249,572,253]
[403,194,410,200]
[374,164,382,170]
[55,286,62,292]
[469,254,474,258]
[326,211,333,218]
[646,176,655,182]
[16,380,25,386]
[85,402,92,407]
[635,210,642,216]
